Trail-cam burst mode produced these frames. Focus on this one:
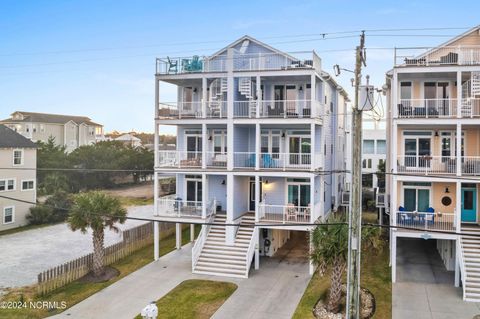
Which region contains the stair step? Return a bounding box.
[196,260,245,270]
[203,244,248,252]
[198,256,245,265]
[194,265,246,276]
[200,252,246,260]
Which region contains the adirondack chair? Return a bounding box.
[167,57,178,74]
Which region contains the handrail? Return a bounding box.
[245,226,258,277]
[191,200,216,270]
[458,235,467,300]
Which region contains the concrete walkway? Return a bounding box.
[51,244,310,319]
[393,238,480,319]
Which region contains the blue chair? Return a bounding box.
[262,154,274,168]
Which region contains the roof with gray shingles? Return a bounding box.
[0,111,102,126]
[0,124,37,148]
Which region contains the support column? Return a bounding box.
[190,224,195,242]
[310,175,315,223]
[457,71,462,118]
[202,174,207,218]
[154,221,159,260]
[255,175,260,222]
[309,230,315,275]
[391,232,397,283]
[154,78,159,167]
[391,176,397,227]
[311,123,316,171]
[311,74,317,117]
[256,75,261,118]
[392,122,398,173]
[455,239,460,287]
[392,71,398,118]
[176,223,181,250]
[456,180,461,231]
[456,123,462,176]
[225,173,235,245]
[202,77,208,118]
[153,172,158,216]
[254,228,260,270]
[202,123,207,169]
[255,123,260,170]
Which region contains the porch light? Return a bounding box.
[193,87,198,93]
[434,131,439,137]
[208,135,212,141]
[281,132,285,139]
[265,179,269,184]
[221,179,225,185]
[299,86,303,91]
[445,187,450,193]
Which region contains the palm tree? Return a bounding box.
[310,215,381,313]
[68,191,127,277]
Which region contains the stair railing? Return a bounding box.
[458,236,467,300]
[191,200,216,271]
[245,226,258,277]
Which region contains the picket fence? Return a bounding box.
[37,221,172,295]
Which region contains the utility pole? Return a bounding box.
[346,31,366,319]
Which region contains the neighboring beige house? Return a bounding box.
[0,124,37,231]
[0,111,104,153]
[114,133,142,147]
[385,26,480,301]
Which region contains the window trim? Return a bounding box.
[13,149,24,166]
[21,179,35,191]
[3,206,15,224]
[0,179,16,192]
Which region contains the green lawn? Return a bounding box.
[293,224,391,318]
[134,280,237,319]
[0,225,199,319]
[0,223,59,237]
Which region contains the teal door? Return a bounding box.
[461,188,477,222]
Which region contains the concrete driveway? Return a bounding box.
[51,244,311,319]
[0,205,153,289]
[393,238,480,319]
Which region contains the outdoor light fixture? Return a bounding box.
[208,135,212,141]
[299,86,303,91]
[435,131,439,137]
[193,88,197,93]
[221,179,225,185]
[445,187,450,193]
[264,179,269,185]
[281,132,285,138]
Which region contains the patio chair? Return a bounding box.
[262,153,274,168]
[397,206,412,224]
[167,57,178,74]
[425,207,435,225]
[286,204,297,221]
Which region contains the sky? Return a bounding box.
[1,0,480,134]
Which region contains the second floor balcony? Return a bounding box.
[395,46,480,67]
[233,100,322,119]
[397,98,480,119]
[397,155,480,176]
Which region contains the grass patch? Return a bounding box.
[292,224,391,318]
[134,279,237,319]
[0,223,61,237]
[0,225,199,319]
[116,196,154,207]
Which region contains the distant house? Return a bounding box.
[0,124,37,231]
[0,111,104,152]
[114,133,142,147]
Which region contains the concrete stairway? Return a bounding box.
[193,213,255,278]
[460,225,480,301]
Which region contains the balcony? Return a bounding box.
[233,152,321,170]
[158,101,228,119]
[158,151,202,168]
[397,155,480,175]
[258,204,311,224]
[395,210,455,232]
[396,98,480,119]
[395,46,480,67]
[205,152,227,169]
[155,51,321,75]
[155,197,216,219]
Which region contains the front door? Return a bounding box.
[186,180,202,203]
[461,188,477,222]
[288,136,311,166]
[186,135,202,159]
[249,179,262,211]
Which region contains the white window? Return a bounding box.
[376,140,386,154]
[363,140,375,154]
[40,124,45,132]
[22,180,35,191]
[13,149,23,165]
[0,180,5,191]
[3,206,14,224]
[7,179,15,191]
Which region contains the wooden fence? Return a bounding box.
[37,221,173,295]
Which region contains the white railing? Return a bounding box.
[259,100,313,118]
[259,204,311,224]
[461,98,480,118]
[232,51,317,72]
[245,226,258,277]
[158,102,202,119]
[462,156,480,175]
[259,152,314,170]
[397,155,456,174]
[395,211,455,231]
[156,198,201,218]
[192,206,216,271]
[397,99,458,118]
[233,152,256,168]
[206,152,227,168]
[158,150,202,168]
[206,101,228,118]
[458,236,467,300]
[395,46,480,67]
[233,101,257,118]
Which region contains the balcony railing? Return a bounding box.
[462,157,480,175]
[206,101,227,118]
[395,46,480,67]
[397,155,456,174]
[156,51,321,74]
[158,101,229,119]
[233,101,257,118]
[461,98,480,118]
[260,152,315,170]
[395,211,455,232]
[206,152,227,169]
[259,100,319,118]
[158,151,202,168]
[156,197,216,218]
[397,99,458,118]
[259,204,311,224]
[233,152,256,168]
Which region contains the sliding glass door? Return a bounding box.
[404,137,431,168]
[288,136,311,165]
[287,184,310,208]
[403,187,430,212]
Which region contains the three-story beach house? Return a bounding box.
[152,36,349,278]
[386,26,480,301]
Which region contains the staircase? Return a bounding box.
[460,225,480,301]
[193,213,256,278]
[238,77,256,117]
[208,78,228,117]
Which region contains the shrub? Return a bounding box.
[27,206,55,225]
